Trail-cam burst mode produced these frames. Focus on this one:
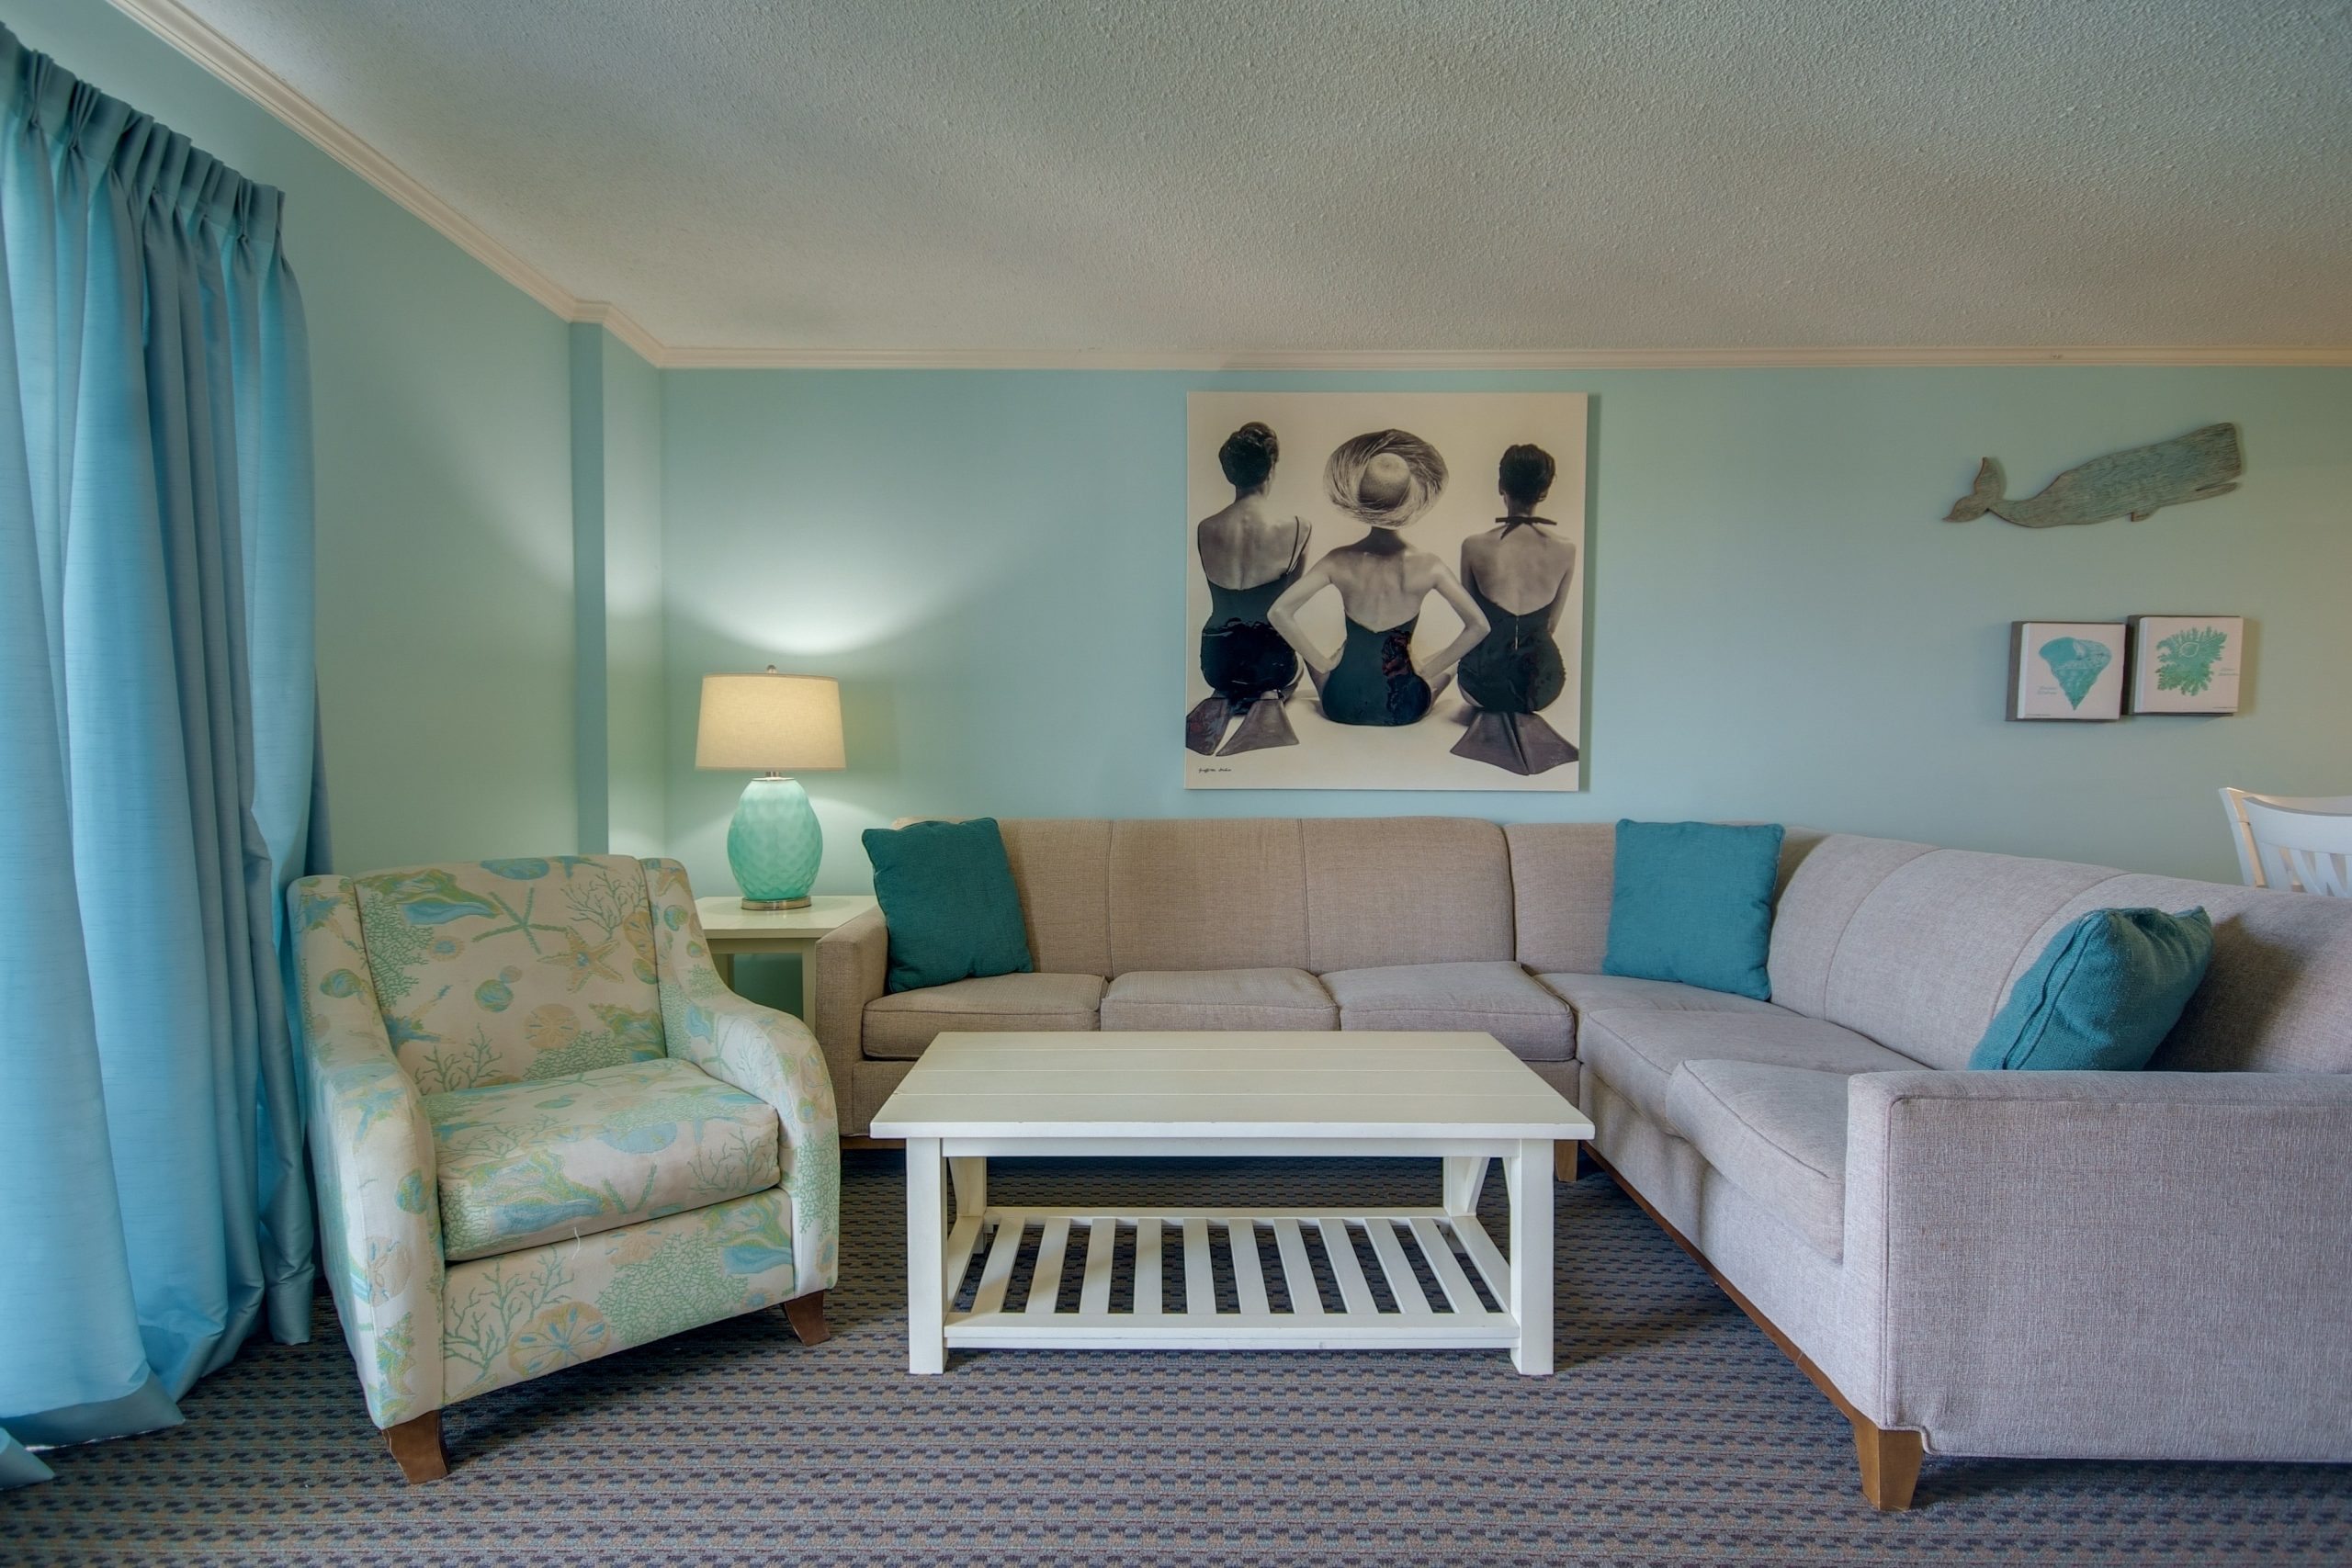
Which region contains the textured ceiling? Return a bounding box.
[157,0,2352,354]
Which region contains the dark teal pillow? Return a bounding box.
[1969,907,2213,1071]
[862,818,1035,994]
[1602,820,1785,1000]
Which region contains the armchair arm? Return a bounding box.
[1840,1069,2352,1460]
[639,860,840,1292]
[812,907,888,1134]
[287,876,445,1428]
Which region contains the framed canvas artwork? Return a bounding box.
[2129,615,2244,715]
[1183,391,1589,791]
[2008,621,2126,721]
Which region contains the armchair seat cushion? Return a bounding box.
[424,1058,781,1261]
[862,971,1105,1060]
[1665,1060,1849,1259]
[1320,961,1575,1062]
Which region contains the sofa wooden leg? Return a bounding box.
[1852,1414,1922,1510]
[783,1290,831,1346]
[1554,1142,1585,1182]
[386,1410,447,1483]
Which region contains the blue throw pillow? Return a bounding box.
[1602,820,1785,1000]
[1969,907,2213,1071]
[862,818,1035,994]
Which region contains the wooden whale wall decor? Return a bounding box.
[1944,423,2243,529]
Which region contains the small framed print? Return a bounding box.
[2129,615,2244,715]
[2009,621,2126,721]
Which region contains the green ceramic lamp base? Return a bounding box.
[727,774,823,908]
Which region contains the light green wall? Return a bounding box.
[13,0,581,874]
[21,3,2351,894]
[662,367,2352,890]
[566,323,664,858]
[601,335,667,858]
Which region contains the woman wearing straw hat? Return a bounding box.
[1269,428,1488,727]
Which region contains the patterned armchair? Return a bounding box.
[288,855,839,1482]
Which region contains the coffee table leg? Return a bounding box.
[950,1156,987,1222]
[1509,1139,1554,1375]
[906,1136,946,1374]
[1442,1156,1489,1215]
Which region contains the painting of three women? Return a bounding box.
[1184,392,1588,791]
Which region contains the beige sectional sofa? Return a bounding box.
[812,817,2352,1508]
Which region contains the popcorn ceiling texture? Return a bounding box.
[167,0,2349,352]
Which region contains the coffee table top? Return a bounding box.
[868,1031,1592,1142]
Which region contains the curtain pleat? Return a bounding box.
[0,24,320,1483]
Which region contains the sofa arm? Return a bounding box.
[288,876,446,1429]
[813,907,888,1134]
[1840,1068,2352,1460]
[639,860,841,1292]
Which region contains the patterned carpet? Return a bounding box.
[6,1153,2346,1566]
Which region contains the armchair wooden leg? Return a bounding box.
[1554,1142,1586,1182]
[386,1410,447,1483]
[1852,1414,1922,1511]
[783,1289,830,1346]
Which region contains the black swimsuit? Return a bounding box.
[1200,522,1306,702]
[1322,615,1432,727]
[1459,590,1566,715]
[1460,521,1568,713]
[1450,521,1578,775]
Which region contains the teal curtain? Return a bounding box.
[0,26,319,1485]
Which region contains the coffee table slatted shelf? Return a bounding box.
[942,1209,1521,1350]
[871,1031,1592,1372]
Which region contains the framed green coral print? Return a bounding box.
[2128,615,2244,715]
[2009,621,2126,721]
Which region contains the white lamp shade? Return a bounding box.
[695,671,845,772]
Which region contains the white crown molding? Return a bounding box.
[654,344,2352,370]
[100,0,2352,376]
[102,0,667,359]
[569,300,667,366]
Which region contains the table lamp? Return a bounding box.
[695,668,845,908]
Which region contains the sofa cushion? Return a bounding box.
[1765,833,1935,1021]
[1971,907,2215,1072]
[1603,820,1786,999]
[1102,967,1336,1032]
[999,819,1114,977]
[1578,1007,1919,1127]
[1537,972,1786,1021]
[1665,1060,1849,1259]
[1504,822,1616,974]
[1819,847,2118,1069]
[1107,820,1311,973]
[424,1057,780,1262]
[864,818,1035,992]
[862,972,1105,1059]
[1301,818,1516,971]
[354,854,664,1089]
[2016,874,2352,1074]
[1321,961,1574,1062]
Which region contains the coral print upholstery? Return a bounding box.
[290,856,838,1433]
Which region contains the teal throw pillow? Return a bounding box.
[1602,820,1785,1000]
[1968,907,2213,1071]
[862,818,1035,994]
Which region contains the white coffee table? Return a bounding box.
[868,1030,1592,1376]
